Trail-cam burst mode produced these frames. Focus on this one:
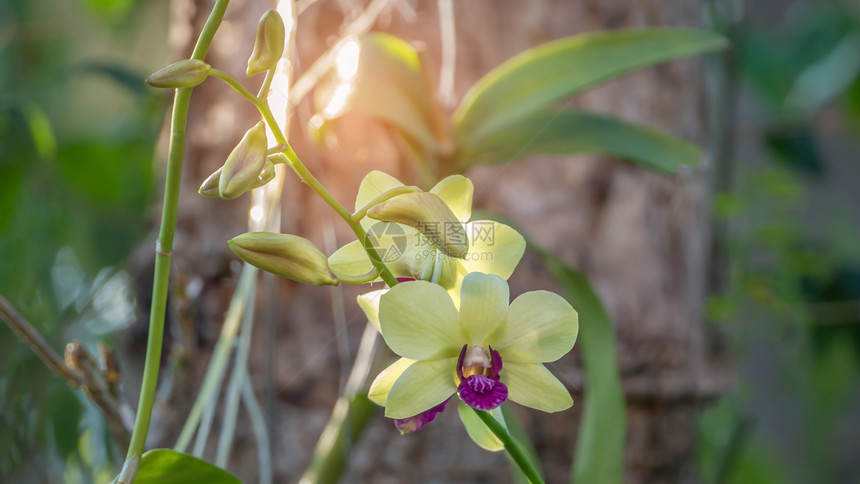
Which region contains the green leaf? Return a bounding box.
[457,109,701,173]
[135,449,242,484]
[453,28,727,143]
[531,249,626,484]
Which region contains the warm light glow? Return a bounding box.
[266,66,290,146]
[323,83,354,118]
[335,38,361,81]
[264,0,295,148]
[249,204,264,224]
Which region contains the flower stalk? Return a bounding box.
[121,1,231,480]
[473,408,546,484]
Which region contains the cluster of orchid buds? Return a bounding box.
[146,8,579,452]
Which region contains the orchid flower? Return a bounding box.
[368,272,578,425]
[329,171,526,327]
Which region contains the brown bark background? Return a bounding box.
[127,0,726,482]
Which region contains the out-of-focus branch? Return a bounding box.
[289,0,395,107]
[437,0,456,107]
[0,294,131,448]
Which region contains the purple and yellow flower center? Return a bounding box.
[456,344,508,411]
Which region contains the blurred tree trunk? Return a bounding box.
[132,0,726,482]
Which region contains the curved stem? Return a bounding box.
[209,69,260,105]
[351,185,421,222]
[472,408,546,484]
[214,66,401,287]
[121,0,231,478]
[257,67,276,99]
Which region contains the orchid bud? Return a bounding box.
[255,158,276,186]
[246,10,285,76]
[146,59,210,88]
[219,122,268,200]
[368,192,469,258]
[229,232,339,286]
[198,166,223,197]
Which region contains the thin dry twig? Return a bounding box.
[0,294,131,448]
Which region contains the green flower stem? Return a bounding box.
[121,0,230,478]
[267,149,399,287]
[472,408,546,484]
[208,67,400,287]
[209,69,261,105]
[351,185,422,222]
[257,67,276,99]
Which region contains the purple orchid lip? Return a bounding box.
[395,277,416,283]
[394,399,449,434]
[456,345,508,411]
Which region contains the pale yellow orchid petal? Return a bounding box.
[384,357,457,419]
[379,280,464,360]
[355,170,406,211]
[501,362,572,412]
[328,240,374,278]
[368,357,414,406]
[458,272,509,345]
[356,289,387,331]
[459,221,526,280]
[489,290,578,363]
[430,174,474,223]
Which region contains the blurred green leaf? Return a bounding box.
[538,256,626,484]
[315,33,442,153]
[764,124,824,176]
[49,389,82,457]
[135,449,242,484]
[510,248,623,484]
[71,62,150,96]
[82,0,138,23]
[56,138,153,210]
[784,33,860,112]
[23,104,57,160]
[453,28,727,143]
[456,109,701,173]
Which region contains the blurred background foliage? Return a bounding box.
[0,0,168,480]
[1,0,860,482]
[699,1,860,483]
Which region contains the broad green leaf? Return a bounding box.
[135,449,242,484]
[315,33,442,153]
[531,249,625,484]
[453,28,727,143]
[457,109,701,173]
